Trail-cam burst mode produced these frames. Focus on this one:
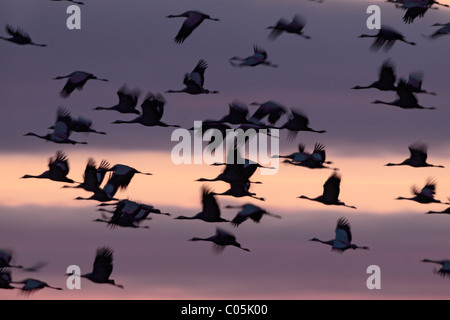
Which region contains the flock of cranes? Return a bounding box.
[1,0,450,295]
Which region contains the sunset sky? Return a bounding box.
[0,0,449,300]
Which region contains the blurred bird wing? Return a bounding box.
[174,13,203,43]
[141,93,165,120]
[92,247,114,279]
[335,218,352,243]
[290,14,306,29]
[408,143,428,163]
[322,173,340,201]
[6,25,31,41]
[379,60,397,85]
[202,187,222,218]
[48,151,70,176]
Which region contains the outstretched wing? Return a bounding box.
[201,186,221,219]
[322,172,340,202]
[48,151,70,177]
[92,247,114,280]
[408,142,428,163]
[335,217,352,243]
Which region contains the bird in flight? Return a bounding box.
[175,186,229,223]
[94,85,141,114]
[24,108,88,145]
[21,151,77,184]
[189,227,250,254]
[396,178,450,204]
[225,204,281,227]
[267,14,311,40]
[385,142,444,168]
[310,218,369,252]
[68,246,124,288]
[12,278,62,294]
[0,25,47,47]
[230,45,278,68]
[359,25,415,51]
[278,143,333,169]
[167,10,219,44]
[112,93,180,128]
[298,171,356,209]
[352,59,397,91]
[372,79,436,110]
[54,71,108,98]
[167,59,218,95]
[277,109,326,141]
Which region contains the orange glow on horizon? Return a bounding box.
[2,150,449,215]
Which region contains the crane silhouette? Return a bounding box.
[211,181,265,201]
[69,246,124,288]
[352,59,397,91]
[75,164,151,202]
[396,178,450,204]
[216,100,252,125]
[95,200,154,229]
[309,218,369,252]
[175,186,229,222]
[277,109,326,140]
[359,25,415,51]
[54,71,108,98]
[62,158,110,192]
[230,45,278,67]
[278,143,333,169]
[48,110,106,135]
[0,25,47,47]
[112,93,180,128]
[385,142,444,168]
[94,85,141,114]
[12,278,62,294]
[372,79,436,110]
[196,147,268,185]
[21,151,77,183]
[166,10,219,44]
[24,108,88,145]
[267,14,311,40]
[249,101,287,125]
[225,204,281,227]
[421,259,450,278]
[167,59,218,94]
[189,227,250,254]
[298,171,356,209]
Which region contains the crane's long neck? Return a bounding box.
[175,215,196,220]
[166,89,186,93]
[113,119,138,124]
[22,173,48,179]
[422,259,444,265]
[25,133,46,140]
[311,238,333,246]
[196,178,217,182]
[94,106,115,111]
[189,236,212,242]
[30,42,47,47]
